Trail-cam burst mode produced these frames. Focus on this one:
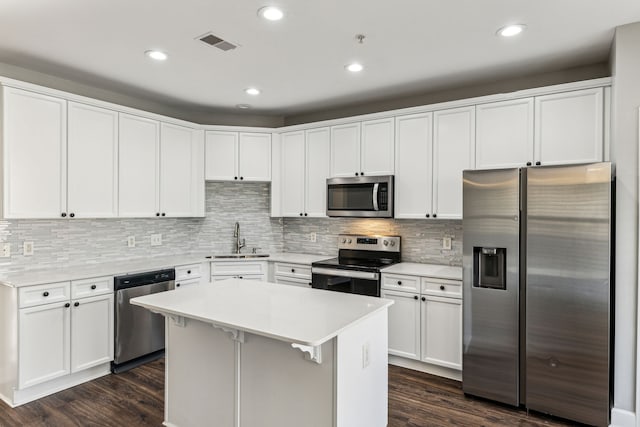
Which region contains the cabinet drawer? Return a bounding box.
[71,276,113,299]
[421,278,462,298]
[381,274,419,292]
[210,261,266,275]
[175,278,200,289]
[176,264,201,280]
[211,274,265,284]
[274,276,312,288]
[274,262,311,279]
[19,282,70,308]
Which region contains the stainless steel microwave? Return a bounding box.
[326,175,394,218]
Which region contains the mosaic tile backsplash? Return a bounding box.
[0,182,462,273]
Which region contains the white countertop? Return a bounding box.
[0,252,327,288]
[131,279,393,347]
[381,262,462,280]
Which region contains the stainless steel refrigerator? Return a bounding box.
[462,162,613,427]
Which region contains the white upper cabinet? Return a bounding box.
[330,123,360,177]
[534,87,603,166]
[205,131,271,181]
[160,123,205,217]
[67,102,118,218]
[361,118,395,176]
[476,98,534,169]
[118,113,160,217]
[280,131,305,217]
[280,127,330,217]
[3,87,67,219]
[239,132,271,181]
[304,127,330,217]
[394,113,433,219]
[330,119,394,177]
[205,131,238,181]
[432,106,475,219]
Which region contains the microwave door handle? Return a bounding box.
[372,183,379,211]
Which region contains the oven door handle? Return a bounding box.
[372,183,379,211]
[312,267,379,280]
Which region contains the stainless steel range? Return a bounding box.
[311,234,401,297]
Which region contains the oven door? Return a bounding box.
[311,267,380,297]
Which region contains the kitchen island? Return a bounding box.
[131,279,393,427]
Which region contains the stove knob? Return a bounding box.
[383,240,389,246]
[390,241,396,247]
[341,238,347,244]
[347,239,352,244]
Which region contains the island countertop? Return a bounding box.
[131,279,393,347]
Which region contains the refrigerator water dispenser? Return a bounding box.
[473,247,506,289]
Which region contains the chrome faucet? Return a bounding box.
[233,222,246,254]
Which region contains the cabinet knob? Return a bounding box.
[161,213,166,217]
[74,302,80,307]
[421,297,426,301]
[291,268,295,273]
[299,213,303,216]
[240,176,244,180]
[234,177,238,180]
[535,161,541,166]
[187,270,191,274]
[414,295,418,300]
[440,285,445,291]
[397,281,402,285]
[176,283,181,287]
[426,214,430,218]
[91,284,97,290]
[355,172,359,176]
[239,276,243,279]
[43,291,49,297]
[65,303,70,308]
[61,213,67,218]
[526,162,532,166]
[433,214,437,218]
[156,213,160,216]
[70,213,75,218]
[360,172,364,176]
[304,213,308,216]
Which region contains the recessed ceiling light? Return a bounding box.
[145,50,168,61]
[245,87,261,96]
[345,63,364,73]
[258,6,284,21]
[236,104,251,109]
[497,24,526,37]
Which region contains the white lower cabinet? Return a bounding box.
[210,261,267,284]
[272,262,313,288]
[381,273,462,372]
[175,263,206,289]
[70,293,114,373]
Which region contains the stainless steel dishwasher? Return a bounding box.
[112,269,175,373]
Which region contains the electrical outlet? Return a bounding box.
[362,342,370,368]
[127,236,136,248]
[442,236,452,250]
[309,232,317,243]
[1,243,10,258]
[150,234,162,246]
[23,241,34,256]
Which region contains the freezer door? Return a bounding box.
[525,163,611,427]
[462,168,520,406]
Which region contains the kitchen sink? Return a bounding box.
[206,254,270,259]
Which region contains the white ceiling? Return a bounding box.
[1,0,639,116]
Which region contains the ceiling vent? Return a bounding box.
[198,32,238,51]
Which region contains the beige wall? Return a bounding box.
[283,63,609,125]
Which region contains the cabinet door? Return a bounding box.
[330,123,360,177]
[361,118,395,175]
[280,131,305,217]
[421,295,462,369]
[118,113,160,217]
[239,133,271,181]
[19,301,71,389]
[304,127,330,217]
[381,289,420,360]
[71,293,114,373]
[535,88,603,166]
[394,113,433,218]
[433,106,475,219]
[160,123,204,217]
[476,98,534,169]
[205,131,238,181]
[67,102,118,218]
[3,87,67,218]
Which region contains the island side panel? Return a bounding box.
[240,335,335,427]
[165,318,236,427]
[336,309,389,427]
[0,285,18,406]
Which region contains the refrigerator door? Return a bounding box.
[525,163,611,426]
[462,168,520,406]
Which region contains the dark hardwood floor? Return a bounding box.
[0,360,581,426]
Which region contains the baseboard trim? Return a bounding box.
[610,407,636,427]
[389,355,462,381]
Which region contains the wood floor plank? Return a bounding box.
[0,360,587,426]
